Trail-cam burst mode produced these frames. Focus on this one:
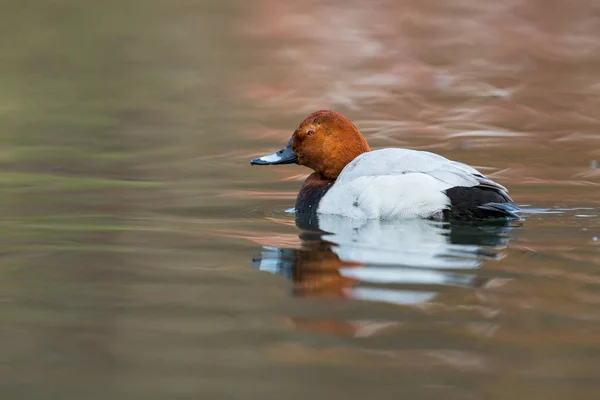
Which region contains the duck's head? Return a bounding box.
[251,110,370,180]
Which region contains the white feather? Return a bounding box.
[317,148,506,219]
[318,173,451,219]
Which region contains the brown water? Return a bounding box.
[1,1,600,399]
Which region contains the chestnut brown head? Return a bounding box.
[251,110,370,180]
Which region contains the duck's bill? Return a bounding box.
[250,138,298,165]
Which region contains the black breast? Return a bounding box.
[294,180,333,214]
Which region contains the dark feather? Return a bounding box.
[444,186,519,220]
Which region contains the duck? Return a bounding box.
[250,110,519,221]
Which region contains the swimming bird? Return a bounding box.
[251,110,519,221]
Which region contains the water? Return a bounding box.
[1,1,600,398]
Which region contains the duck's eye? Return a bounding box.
[307,129,316,136]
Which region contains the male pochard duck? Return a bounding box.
[251,110,519,221]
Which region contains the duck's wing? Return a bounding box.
[338,148,509,198]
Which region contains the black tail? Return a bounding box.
[444,186,520,221]
[477,202,520,220]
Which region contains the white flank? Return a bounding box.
[318,173,451,219]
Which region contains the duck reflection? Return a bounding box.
[253,213,517,305]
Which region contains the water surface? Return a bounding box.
[1,1,600,399]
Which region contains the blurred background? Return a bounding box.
[1,0,600,398]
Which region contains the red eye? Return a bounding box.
[307,129,316,136]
